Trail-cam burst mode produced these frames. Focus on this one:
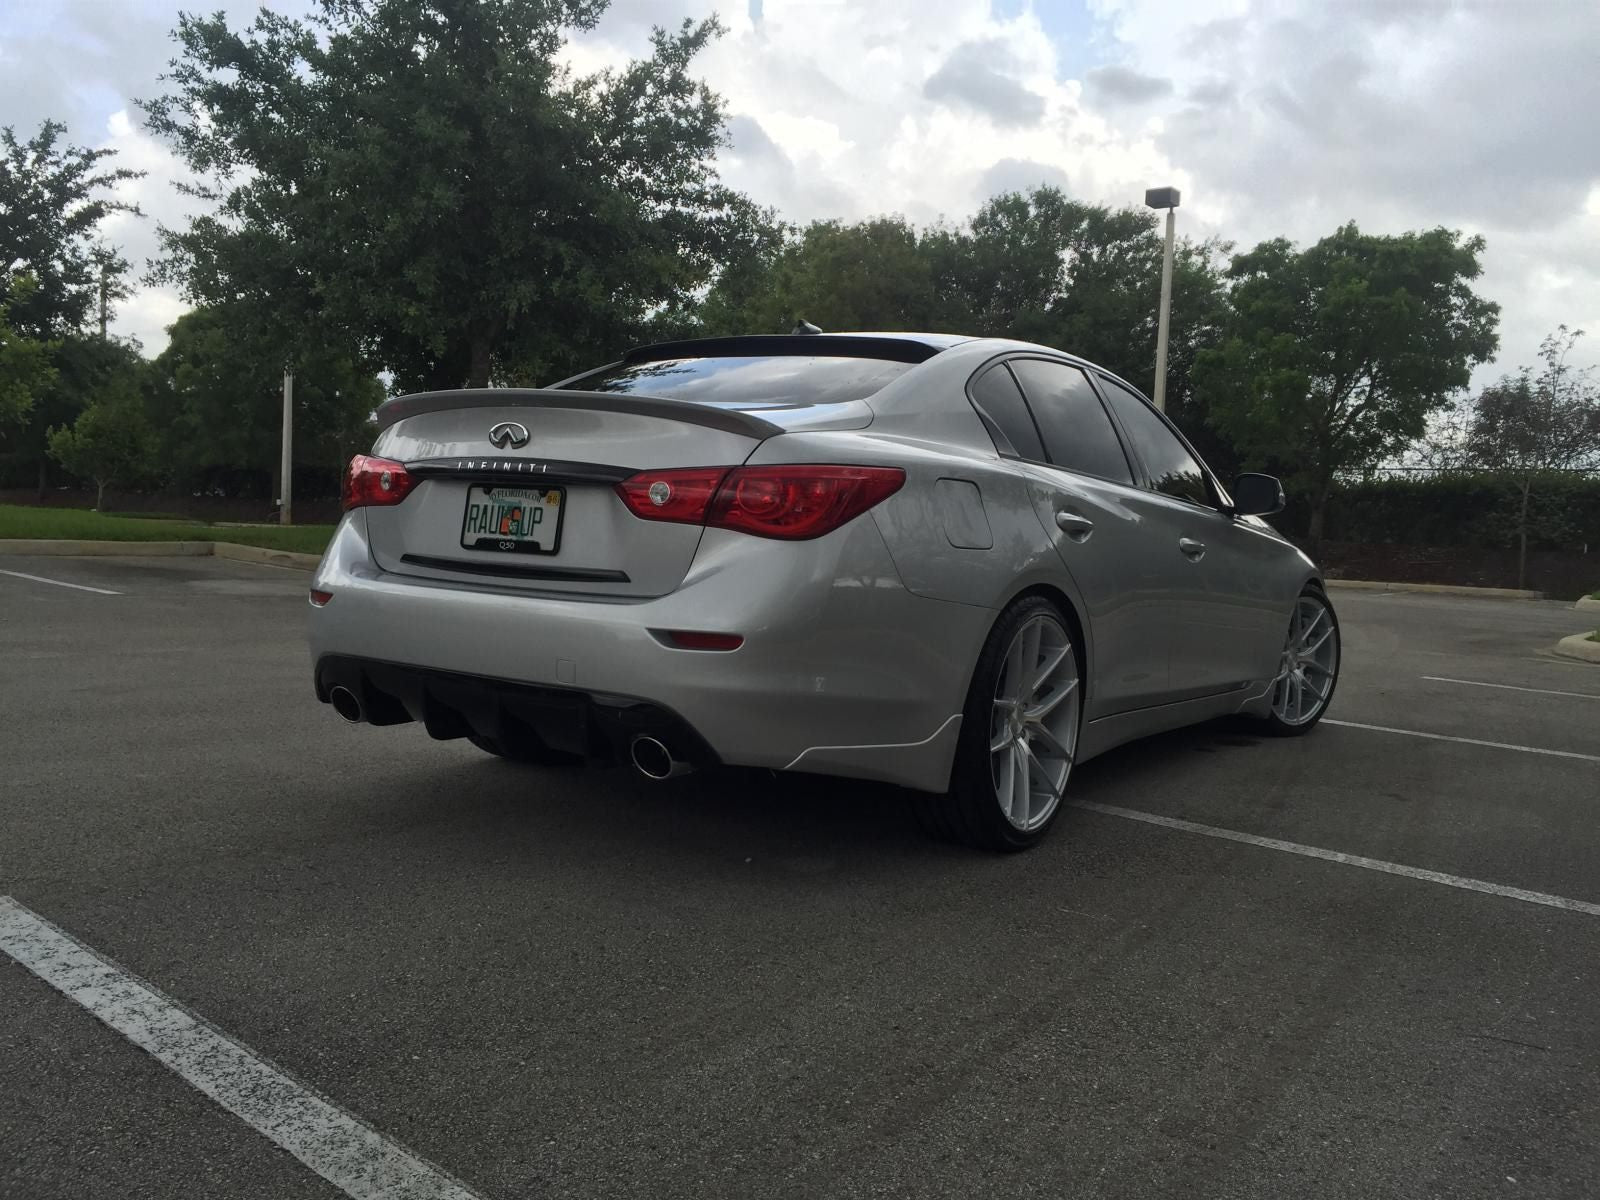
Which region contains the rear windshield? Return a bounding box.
[559,356,912,408]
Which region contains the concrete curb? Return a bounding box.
[1576,596,1600,613]
[1324,579,1544,600]
[0,538,321,571]
[1553,632,1600,664]
[0,538,213,557]
[211,542,324,571]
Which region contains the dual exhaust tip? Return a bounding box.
[329,685,364,724]
[628,735,693,781]
[329,686,691,780]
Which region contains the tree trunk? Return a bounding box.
[36,457,48,502]
[1307,475,1333,546]
[468,335,492,389]
[95,479,107,511]
[1517,474,1531,591]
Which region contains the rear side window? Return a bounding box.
[1008,359,1134,485]
[1098,376,1218,507]
[968,364,1046,461]
[560,356,912,406]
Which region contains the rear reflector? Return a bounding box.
[309,589,333,607]
[657,630,744,651]
[615,468,729,524]
[344,455,417,510]
[615,465,905,541]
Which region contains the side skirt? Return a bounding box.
[1077,684,1270,764]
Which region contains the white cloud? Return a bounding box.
[91,109,208,351]
[7,0,1595,385]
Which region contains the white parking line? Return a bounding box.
[1423,675,1600,701]
[0,897,483,1200]
[1072,802,1600,918]
[0,567,122,595]
[1323,718,1600,764]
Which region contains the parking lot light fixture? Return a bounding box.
[1143,187,1181,413]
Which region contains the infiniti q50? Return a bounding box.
[309,333,1339,850]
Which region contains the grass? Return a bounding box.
[1589,631,1600,644]
[0,504,334,555]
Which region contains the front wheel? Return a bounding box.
[1261,588,1341,736]
[921,596,1083,852]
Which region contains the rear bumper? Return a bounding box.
[315,655,720,765]
[309,512,993,792]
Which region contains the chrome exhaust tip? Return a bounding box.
[329,685,364,724]
[630,735,692,780]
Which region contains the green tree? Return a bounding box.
[8,334,147,495]
[696,188,1232,469]
[953,188,1232,464]
[1194,223,1499,542]
[1,120,143,488]
[145,0,764,391]
[699,217,947,336]
[1459,327,1600,587]
[47,371,156,509]
[144,306,383,497]
[0,292,57,438]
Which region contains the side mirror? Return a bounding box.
[1230,473,1285,516]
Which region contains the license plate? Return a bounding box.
[460,485,564,554]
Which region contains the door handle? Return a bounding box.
[1178,537,1206,561]
[1055,510,1095,542]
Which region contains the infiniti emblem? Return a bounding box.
[488,421,530,449]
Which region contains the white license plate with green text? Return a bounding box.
[460,485,564,555]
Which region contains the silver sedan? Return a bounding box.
[309,333,1340,849]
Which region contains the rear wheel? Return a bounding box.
[467,733,580,766]
[1260,588,1340,735]
[922,596,1082,851]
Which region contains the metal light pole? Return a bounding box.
[279,370,294,525]
[1144,186,1181,412]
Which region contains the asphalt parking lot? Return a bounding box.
[3,554,1598,1200]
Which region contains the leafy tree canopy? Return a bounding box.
[145,306,383,494]
[1194,222,1499,539]
[145,0,768,391]
[1463,327,1600,472]
[0,286,58,437]
[693,187,1232,465]
[47,367,157,509]
[0,121,142,339]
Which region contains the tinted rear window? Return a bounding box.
[560,356,913,407]
[968,363,1046,461]
[1007,359,1134,485]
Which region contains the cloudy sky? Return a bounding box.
[4,0,1597,383]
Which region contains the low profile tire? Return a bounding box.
[1259,586,1341,737]
[467,733,580,766]
[922,595,1083,852]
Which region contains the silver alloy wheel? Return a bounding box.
[1271,595,1340,726]
[989,614,1080,831]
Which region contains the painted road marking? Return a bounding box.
[1072,803,1600,918]
[0,897,484,1200]
[0,568,121,595]
[1323,718,1600,764]
[1423,675,1600,701]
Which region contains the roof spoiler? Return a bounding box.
[373,388,784,437]
[620,334,947,365]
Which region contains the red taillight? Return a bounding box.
[657,630,744,651]
[709,466,906,539]
[615,467,730,524]
[614,465,905,541]
[309,588,333,607]
[343,455,416,510]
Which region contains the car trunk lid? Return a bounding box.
[364,389,869,598]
